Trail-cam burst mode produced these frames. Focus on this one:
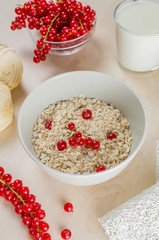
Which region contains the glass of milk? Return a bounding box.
[114,0,159,72]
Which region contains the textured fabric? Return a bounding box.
[98,141,159,240]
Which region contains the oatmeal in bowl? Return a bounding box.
[18,71,147,186]
[32,96,132,174]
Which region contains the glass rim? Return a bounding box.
[114,0,159,37]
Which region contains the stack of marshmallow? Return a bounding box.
[0,44,23,132]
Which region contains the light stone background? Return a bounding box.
[0,0,158,239]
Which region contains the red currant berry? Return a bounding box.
[37,5,45,14]
[60,34,68,42]
[42,48,49,55]
[44,120,52,130]
[60,11,67,20]
[23,203,33,213]
[40,29,47,36]
[64,202,73,212]
[0,187,5,197]
[47,2,54,10]
[28,22,34,29]
[26,194,36,203]
[4,190,13,201]
[40,0,47,7]
[67,5,74,13]
[85,137,93,147]
[3,173,12,183]
[81,13,89,21]
[76,137,85,146]
[22,215,32,226]
[57,140,67,151]
[92,141,100,150]
[54,3,62,11]
[15,204,23,215]
[15,7,23,15]
[107,132,117,140]
[75,131,82,139]
[9,182,14,188]
[44,16,51,24]
[39,221,49,232]
[89,9,96,18]
[84,5,91,13]
[33,55,41,63]
[11,196,20,206]
[45,43,51,50]
[69,138,77,146]
[41,54,46,61]
[43,233,51,240]
[29,227,36,236]
[72,10,80,18]
[32,218,40,227]
[62,26,70,34]
[75,1,83,10]
[61,229,72,239]
[80,27,88,35]
[11,25,16,31]
[33,202,41,211]
[70,20,78,27]
[47,33,55,41]
[68,122,75,130]
[70,26,78,36]
[34,232,43,240]
[13,179,23,190]
[19,186,29,197]
[0,167,4,177]
[82,109,92,119]
[24,2,31,12]
[96,165,106,172]
[35,209,46,220]
[37,38,44,48]
[50,27,57,35]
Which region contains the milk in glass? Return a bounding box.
[114,0,159,72]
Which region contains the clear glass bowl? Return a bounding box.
[27,20,96,56]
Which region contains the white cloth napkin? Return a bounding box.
[98,141,159,240]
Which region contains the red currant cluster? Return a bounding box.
[0,166,51,240]
[0,167,74,239]
[56,109,100,151]
[44,109,118,173]
[11,0,96,63]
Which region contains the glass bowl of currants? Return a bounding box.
[11,0,96,62]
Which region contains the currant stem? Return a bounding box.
[78,19,83,28]
[40,12,60,54]
[0,179,25,204]
[16,4,23,7]
[0,179,34,219]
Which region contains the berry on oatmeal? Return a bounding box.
[57,140,67,151]
[96,165,106,172]
[107,132,117,140]
[82,109,92,120]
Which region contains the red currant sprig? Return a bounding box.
[0,166,51,240]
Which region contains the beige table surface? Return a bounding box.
[0,0,158,239]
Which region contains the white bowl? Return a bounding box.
[18,71,147,186]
